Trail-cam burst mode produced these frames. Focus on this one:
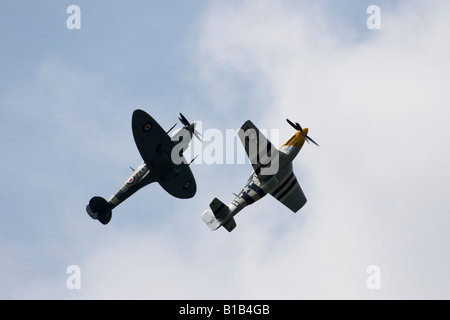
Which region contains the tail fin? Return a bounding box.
[201,197,236,232]
[86,196,112,225]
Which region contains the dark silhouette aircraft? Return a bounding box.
[86,109,201,225]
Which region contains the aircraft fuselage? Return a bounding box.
[226,129,308,219]
[106,127,194,210]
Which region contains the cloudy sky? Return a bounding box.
[1,0,449,299]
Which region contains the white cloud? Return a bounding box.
[2,0,449,300]
[189,0,450,298]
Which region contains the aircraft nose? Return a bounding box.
[302,128,309,136]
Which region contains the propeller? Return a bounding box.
[178,113,190,127]
[286,118,319,146]
[179,113,203,142]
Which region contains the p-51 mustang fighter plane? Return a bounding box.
[201,119,318,232]
[86,109,201,225]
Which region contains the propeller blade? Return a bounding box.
[286,118,297,130]
[286,119,302,132]
[287,118,319,146]
[193,129,203,142]
[306,135,319,147]
[179,113,190,126]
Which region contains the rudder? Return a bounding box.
[201,198,236,232]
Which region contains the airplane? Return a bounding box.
[201,118,318,232]
[86,109,202,225]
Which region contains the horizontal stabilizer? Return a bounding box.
[201,198,236,232]
[209,197,229,220]
[86,196,112,225]
[223,218,237,232]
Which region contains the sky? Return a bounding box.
[0,0,449,299]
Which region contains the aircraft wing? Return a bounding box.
[132,109,174,164]
[157,162,197,199]
[238,120,280,176]
[132,109,196,199]
[269,170,307,213]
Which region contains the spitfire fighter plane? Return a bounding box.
[86,109,201,225]
[201,119,318,232]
